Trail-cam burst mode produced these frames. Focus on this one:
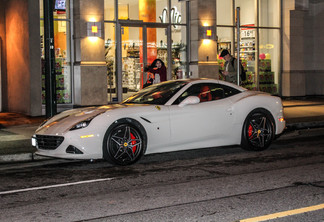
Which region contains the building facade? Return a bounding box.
[0,0,323,116]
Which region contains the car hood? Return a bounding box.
[35,103,147,135]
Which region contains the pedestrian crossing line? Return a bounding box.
[239,203,324,222]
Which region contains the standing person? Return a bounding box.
[145,59,167,84]
[219,49,242,84]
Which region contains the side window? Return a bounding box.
[173,83,241,105]
[210,87,225,100]
[221,85,241,98]
[209,84,241,99]
[174,84,202,104]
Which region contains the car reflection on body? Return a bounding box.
[32,78,285,165]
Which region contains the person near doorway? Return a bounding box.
[145,59,167,84]
[219,49,242,84]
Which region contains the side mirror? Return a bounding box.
[179,96,200,107]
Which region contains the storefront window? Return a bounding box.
[217,27,234,81]
[235,0,256,26]
[121,26,143,101]
[240,27,257,90]
[259,0,280,27]
[155,27,168,70]
[104,23,116,102]
[40,0,72,104]
[107,0,168,22]
[216,0,280,95]
[216,0,233,26]
[104,0,188,102]
[258,29,280,94]
[104,0,115,21]
[171,0,186,25]
[172,26,187,79]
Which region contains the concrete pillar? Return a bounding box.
[73,0,107,106]
[0,2,6,112]
[4,0,42,116]
[282,0,324,96]
[189,0,218,79]
[309,0,324,95]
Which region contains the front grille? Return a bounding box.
[36,135,64,150]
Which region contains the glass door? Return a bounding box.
[116,23,169,102]
[120,26,144,101]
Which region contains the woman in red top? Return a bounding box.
[145,59,167,83]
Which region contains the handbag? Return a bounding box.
[143,72,154,88]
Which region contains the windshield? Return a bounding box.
[122,80,189,105]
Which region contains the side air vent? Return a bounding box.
[66,145,83,154]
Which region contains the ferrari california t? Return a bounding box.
[32,79,285,165]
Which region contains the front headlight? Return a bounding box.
[70,117,94,131]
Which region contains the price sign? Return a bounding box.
[241,29,255,38]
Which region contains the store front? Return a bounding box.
[104,0,188,102]
[216,0,281,95]
[3,0,324,116]
[37,0,280,110]
[38,0,188,105]
[102,0,281,103]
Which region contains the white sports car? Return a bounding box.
[32,79,285,165]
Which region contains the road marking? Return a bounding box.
[0,177,114,195]
[239,203,324,222]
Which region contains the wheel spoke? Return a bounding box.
[249,120,258,131]
[111,135,122,146]
[249,134,260,142]
[259,135,265,147]
[129,139,141,147]
[125,148,135,160]
[123,126,131,141]
[114,148,127,160]
[249,131,257,140]
[261,116,267,129]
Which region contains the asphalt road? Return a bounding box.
[0,128,324,222]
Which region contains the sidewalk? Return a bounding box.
[1,97,324,164]
[282,96,324,129]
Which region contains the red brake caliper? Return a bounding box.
[248,125,253,138]
[130,133,136,153]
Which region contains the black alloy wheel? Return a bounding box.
[241,109,275,151]
[104,123,144,165]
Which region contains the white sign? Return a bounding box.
[241,29,255,38]
[159,6,182,29]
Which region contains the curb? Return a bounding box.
[285,121,324,131]
[0,153,51,164]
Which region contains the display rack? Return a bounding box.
[41,58,71,104]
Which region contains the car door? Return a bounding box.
[138,105,171,151]
[168,83,236,149]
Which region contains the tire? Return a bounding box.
[103,119,146,166]
[241,109,275,151]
